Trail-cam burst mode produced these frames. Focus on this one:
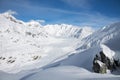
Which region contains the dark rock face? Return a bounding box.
[93,51,120,73]
[100,51,113,70]
[100,51,108,64]
[93,60,100,73]
[93,60,107,73]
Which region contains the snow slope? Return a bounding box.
[1,66,120,80]
[23,66,119,80]
[18,22,120,80]
[58,22,120,71]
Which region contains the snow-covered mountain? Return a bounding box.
[0,12,93,39]
[0,12,94,73]
[0,11,120,80]
[60,22,120,69]
[27,22,120,80]
[44,24,93,38]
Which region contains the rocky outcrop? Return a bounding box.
[93,51,120,73]
[93,60,107,73]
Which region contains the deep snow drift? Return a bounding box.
[0,11,120,80]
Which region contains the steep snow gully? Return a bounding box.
[0,11,120,80]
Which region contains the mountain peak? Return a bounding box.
[0,11,24,25]
[2,10,17,20]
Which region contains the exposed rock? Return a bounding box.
[114,59,120,67]
[93,51,120,73]
[32,55,41,60]
[93,59,107,73]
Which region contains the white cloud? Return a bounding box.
[36,20,45,23]
[62,0,91,9]
[29,20,45,24]
[4,10,17,15]
[76,13,120,28]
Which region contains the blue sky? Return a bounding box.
[0,0,120,28]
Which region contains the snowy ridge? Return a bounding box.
[75,22,120,51]
[44,24,93,38]
[0,12,93,38]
